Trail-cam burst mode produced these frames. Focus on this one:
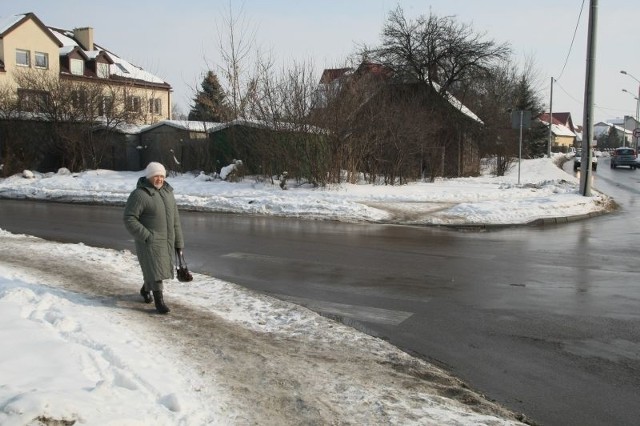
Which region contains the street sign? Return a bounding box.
[634,128,640,139]
[511,110,532,129]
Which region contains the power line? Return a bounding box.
[594,104,633,115]
[557,0,586,81]
[554,80,582,104]
[554,80,628,119]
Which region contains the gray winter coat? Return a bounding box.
[123,177,184,283]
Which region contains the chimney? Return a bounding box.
[73,27,94,51]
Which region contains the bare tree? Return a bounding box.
[247,56,332,185]
[217,1,258,119]
[310,62,462,185]
[0,83,33,176]
[458,56,546,175]
[310,7,509,182]
[172,103,187,120]
[0,69,144,173]
[309,66,380,184]
[367,6,511,94]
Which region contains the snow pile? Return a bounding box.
[0,156,611,226]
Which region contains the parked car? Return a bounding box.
[610,147,637,169]
[573,149,597,171]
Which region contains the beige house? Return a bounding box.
[538,112,577,149]
[0,12,171,123]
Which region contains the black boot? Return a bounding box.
[153,290,170,314]
[140,285,153,303]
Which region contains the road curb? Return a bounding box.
[433,209,612,231]
[530,209,611,226]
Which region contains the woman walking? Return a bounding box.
[124,162,185,314]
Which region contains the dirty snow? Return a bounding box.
[0,155,608,424]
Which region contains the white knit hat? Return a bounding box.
[145,162,166,179]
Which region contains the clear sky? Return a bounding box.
[5,0,640,126]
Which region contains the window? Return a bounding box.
[70,58,84,75]
[115,63,129,74]
[98,96,114,116]
[16,49,30,67]
[18,88,49,111]
[149,98,162,115]
[71,90,88,109]
[97,62,110,78]
[126,96,141,112]
[34,52,48,69]
[615,148,635,156]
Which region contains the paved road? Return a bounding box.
[1,156,639,425]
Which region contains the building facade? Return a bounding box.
[0,12,171,123]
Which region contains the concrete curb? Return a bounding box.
[433,209,612,231]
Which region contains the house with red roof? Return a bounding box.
[315,61,483,178]
[538,112,577,150]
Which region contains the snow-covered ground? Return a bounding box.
[0,231,525,425]
[0,156,611,424]
[0,156,612,226]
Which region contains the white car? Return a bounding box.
[573,149,597,171]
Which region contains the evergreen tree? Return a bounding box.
[513,74,547,158]
[606,126,624,148]
[188,71,229,122]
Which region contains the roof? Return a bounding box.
[0,13,62,47]
[594,121,632,135]
[538,116,576,137]
[100,49,168,85]
[0,12,169,88]
[434,82,482,124]
[142,120,220,133]
[550,112,571,123]
[355,61,393,79]
[93,120,148,134]
[539,113,564,126]
[319,62,483,124]
[539,112,575,132]
[550,123,576,137]
[48,26,169,86]
[136,119,327,136]
[319,68,353,84]
[59,45,89,60]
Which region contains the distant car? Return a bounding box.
[573,149,597,171]
[610,147,637,169]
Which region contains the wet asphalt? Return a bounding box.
[1,156,639,425]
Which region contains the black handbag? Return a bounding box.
[175,249,193,282]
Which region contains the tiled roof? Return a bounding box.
[319,62,483,124]
[319,68,352,84]
[47,26,169,86]
[538,114,576,137]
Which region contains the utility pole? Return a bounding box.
[548,77,554,157]
[511,109,531,185]
[580,0,597,197]
[621,71,640,151]
[519,110,523,184]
